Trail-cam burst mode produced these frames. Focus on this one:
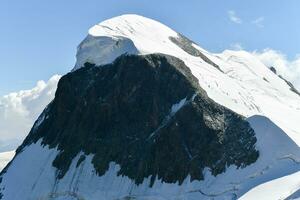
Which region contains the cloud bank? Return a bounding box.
[0,75,61,150]
[253,49,300,90]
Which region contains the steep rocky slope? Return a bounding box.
[16,54,258,185]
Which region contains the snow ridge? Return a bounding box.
[74,14,300,146]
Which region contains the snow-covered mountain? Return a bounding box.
[1,14,300,200]
[0,151,15,172]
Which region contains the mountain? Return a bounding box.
[0,151,15,172]
[1,14,300,200]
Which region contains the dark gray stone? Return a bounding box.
[14,54,258,187]
[169,33,223,73]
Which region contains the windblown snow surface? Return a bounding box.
[1,14,300,200]
[0,151,15,171]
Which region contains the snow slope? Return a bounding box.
[0,151,15,171]
[0,116,299,200]
[240,171,300,200]
[1,14,300,199]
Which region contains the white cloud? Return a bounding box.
[253,49,300,90]
[230,43,244,50]
[252,17,265,28]
[228,10,242,24]
[0,75,61,149]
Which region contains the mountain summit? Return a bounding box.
[74,14,214,71]
[1,14,300,200]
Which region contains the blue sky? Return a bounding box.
[0,0,299,95]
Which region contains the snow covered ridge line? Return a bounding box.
[74,14,223,73]
[74,14,300,146]
[0,151,15,172]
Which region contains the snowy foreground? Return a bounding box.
[0,116,299,200]
[1,14,300,199]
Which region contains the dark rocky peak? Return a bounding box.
[17,53,258,187]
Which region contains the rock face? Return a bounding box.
[16,54,258,188]
[169,34,223,72]
[269,66,300,96]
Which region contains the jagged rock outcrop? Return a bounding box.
[16,54,258,186]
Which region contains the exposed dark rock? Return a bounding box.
[269,66,277,74]
[169,33,224,73]
[268,66,299,96]
[279,75,300,96]
[17,54,258,186]
[263,77,269,82]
